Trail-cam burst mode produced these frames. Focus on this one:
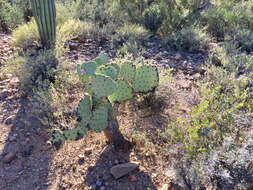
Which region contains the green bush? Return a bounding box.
[0,1,25,32]
[200,0,253,41]
[233,27,253,53]
[142,3,164,33]
[161,43,253,157]
[12,19,40,51]
[163,26,210,53]
[112,24,150,56]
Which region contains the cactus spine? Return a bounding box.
[30,0,56,49]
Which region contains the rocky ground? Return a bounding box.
[0,32,208,190]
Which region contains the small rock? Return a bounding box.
[69,42,79,50]
[3,152,16,163]
[102,174,112,181]
[110,162,138,179]
[5,115,15,125]
[174,53,182,60]
[96,179,103,187]
[129,174,137,182]
[85,148,92,156]
[9,134,17,142]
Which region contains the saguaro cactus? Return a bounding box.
[52,53,159,151]
[30,0,56,49]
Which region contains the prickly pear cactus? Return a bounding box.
[96,65,118,80]
[90,105,108,132]
[133,65,159,92]
[120,62,136,83]
[77,94,92,124]
[52,53,159,148]
[109,80,133,102]
[91,74,117,98]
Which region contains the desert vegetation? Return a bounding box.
[0,0,252,189]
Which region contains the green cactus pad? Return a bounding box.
[77,94,92,123]
[133,65,159,93]
[96,65,118,80]
[90,106,108,132]
[52,131,65,145]
[64,128,78,140]
[76,124,88,135]
[91,74,117,98]
[93,52,108,65]
[109,80,133,102]
[109,63,120,75]
[77,61,98,76]
[120,62,136,83]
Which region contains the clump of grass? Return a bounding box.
[112,23,150,56]
[163,26,210,53]
[12,18,40,52]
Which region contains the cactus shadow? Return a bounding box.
[85,145,158,190]
[0,92,53,189]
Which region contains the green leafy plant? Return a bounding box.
[52,53,159,150]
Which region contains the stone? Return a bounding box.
[3,152,16,163]
[5,115,15,125]
[174,53,182,60]
[96,179,103,187]
[110,162,138,179]
[129,174,137,182]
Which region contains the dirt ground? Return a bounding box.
[0,33,207,190]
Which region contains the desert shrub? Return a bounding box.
[170,129,253,189]
[55,1,74,26]
[112,24,150,56]
[161,43,253,157]
[0,1,25,32]
[163,26,210,53]
[200,0,253,41]
[142,3,164,33]
[233,27,253,53]
[2,49,81,127]
[12,19,40,51]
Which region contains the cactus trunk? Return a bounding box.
[30,0,56,49]
[104,119,133,151]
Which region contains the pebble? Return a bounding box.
[110,162,139,179]
[96,179,103,187]
[9,134,17,142]
[3,152,16,163]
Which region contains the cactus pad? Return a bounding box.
[91,74,117,98]
[90,106,108,132]
[133,65,159,92]
[93,52,108,65]
[120,62,136,83]
[96,65,118,80]
[77,94,92,123]
[52,131,65,145]
[64,128,78,140]
[76,124,88,135]
[77,61,98,76]
[109,63,120,75]
[109,80,133,102]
